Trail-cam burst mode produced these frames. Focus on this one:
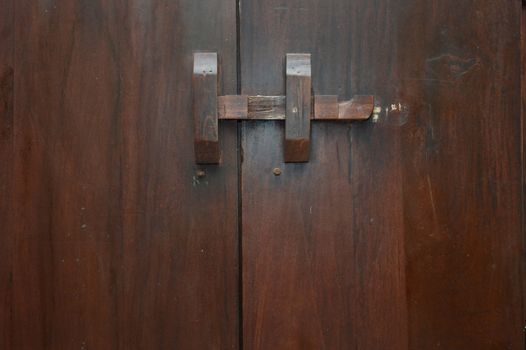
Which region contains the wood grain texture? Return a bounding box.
[521,0,526,340]
[240,0,408,348]
[218,95,372,121]
[247,95,286,120]
[13,1,238,349]
[193,52,220,164]
[314,95,338,120]
[337,95,374,121]
[314,95,374,120]
[285,53,312,162]
[218,95,248,120]
[395,1,523,348]
[0,0,14,348]
[241,0,523,348]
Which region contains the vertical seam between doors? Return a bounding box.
[236,0,243,348]
[521,1,526,348]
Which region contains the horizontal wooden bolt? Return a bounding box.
[217,95,374,121]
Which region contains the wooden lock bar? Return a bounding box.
[193,52,374,163]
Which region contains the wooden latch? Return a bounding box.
[193,52,374,164]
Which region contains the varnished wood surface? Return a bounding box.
[314,95,338,120]
[11,1,238,349]
[521,1,526,336]
[1,1,524,348]
[285,53,312,162]
[193,52,220,164]
[240,0,408,348]
[241,0,523,349]
[397,1,522,348]
[0,0,14,349]
[218,95,373,121]
[314,95,374,121]
[218,95,249,120]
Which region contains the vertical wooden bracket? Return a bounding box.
[285,54,312,162]
[193,52,220,164]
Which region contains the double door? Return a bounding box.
[1,0,524,349]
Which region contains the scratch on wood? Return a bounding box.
[425,54,479,81]
[427,174,438,223]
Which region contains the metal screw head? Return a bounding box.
[273,168,282,176]
[196,169,206,178]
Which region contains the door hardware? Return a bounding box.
[193,52,374,164]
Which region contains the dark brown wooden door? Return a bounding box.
[2,0,239,348]
[240,0,524,349]
[1,0,524,349]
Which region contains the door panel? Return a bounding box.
[398,2,522,348]
[240,0,523,349]
[2,0,524,349]
[11,1,238,349]
[240,1,407,348]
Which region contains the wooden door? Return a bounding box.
[1,1,524,349]
[2,0,239,348]
[240,0,524,349]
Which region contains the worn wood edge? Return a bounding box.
[338,95,374,120]
[218,95,374,121]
